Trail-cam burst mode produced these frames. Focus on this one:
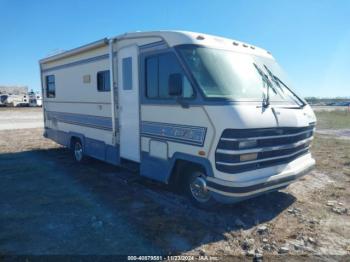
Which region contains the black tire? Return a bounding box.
[184,169,218,210]
[72,138,85,163]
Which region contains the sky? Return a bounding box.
[0,0,349,98]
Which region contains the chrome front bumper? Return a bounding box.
[207,153,315,203]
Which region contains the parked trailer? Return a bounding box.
[5,94,29,107]
[40,31,316,208]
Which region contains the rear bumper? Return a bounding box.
[207,153,315,203]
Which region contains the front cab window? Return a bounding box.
[145,52,194,100]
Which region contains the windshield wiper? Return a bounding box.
[263,65,306,108]
[253,63,274,108]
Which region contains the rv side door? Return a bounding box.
[117,45,140,162]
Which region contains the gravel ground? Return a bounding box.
[316,129,350,140]
[0,107,43,130]
[312,106,349,112]
[0,108,349,259]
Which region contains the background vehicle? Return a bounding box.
[35,94,42,107]
[0,94,8,106]
[40,31,316,208]
[6,94,29,107]
[28,91,42,107]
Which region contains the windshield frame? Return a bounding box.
[175,44,306,107]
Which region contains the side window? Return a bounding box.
[146,56,158,98]
[46,75,55,98]
[158,53,179,98]
[97,70,110,92]
[183,77,194,98]
[122,57,133,90]
[145,52,194,99]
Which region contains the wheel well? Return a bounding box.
[70,136,81,150]
[169,159,206,188]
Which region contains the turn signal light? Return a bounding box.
[198,150,206,156]
[240,153,258,162]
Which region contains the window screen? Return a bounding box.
[122,57,133,90]
[97,70,110,92]
[46,75,55,98]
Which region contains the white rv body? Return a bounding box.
[40,31,316,204]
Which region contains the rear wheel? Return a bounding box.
[184,170,217,209]
[72,139,85,163]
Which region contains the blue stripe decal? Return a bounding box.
[46,111,112,131]
[141,121,207,146]
[42,53,109,73]
[46,112,206,145]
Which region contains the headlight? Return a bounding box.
[239,140,257,149]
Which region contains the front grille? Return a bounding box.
[215,124,315,174]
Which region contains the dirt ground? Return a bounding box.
[0,107,43,130]
[0,108,349,260]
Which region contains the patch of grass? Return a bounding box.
[312,135,350,177]
[315,110,350,129]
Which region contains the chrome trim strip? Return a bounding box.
[207,162,314,197]
[208,155,314,186]
[207,181,292,197]
[220,128,315,142]
[217,137,313,155]
[216,146,309,166]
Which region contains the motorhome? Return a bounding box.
[40,31,316,207]
[28,91,43,107]
[6,94,29,107]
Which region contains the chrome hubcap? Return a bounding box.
[190,176,210,203]
[74,142,83,161]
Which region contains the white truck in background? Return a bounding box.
[40,31,316,208]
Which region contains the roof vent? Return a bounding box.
[233,41,239,46]
[196,35,205,40]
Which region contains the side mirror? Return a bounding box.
[168,73,183,96]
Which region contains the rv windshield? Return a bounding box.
[176,45,303,106]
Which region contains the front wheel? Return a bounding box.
[72,139,85,163]
[184,170,217,209]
